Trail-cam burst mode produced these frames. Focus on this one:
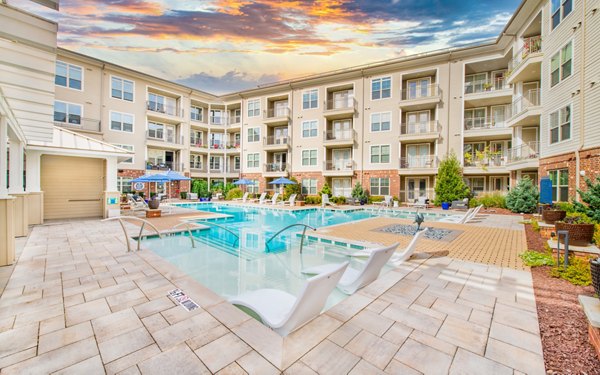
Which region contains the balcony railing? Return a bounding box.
[210,116,226,126]
[464,154,507,167]
[323,129,355,142]
[227,165,241,173]
[228,115,241,126]
[190,138,207,148]
[507,141,539,164]
[400,83,440,101]
[190,112,204,122]
[146,131,184,145]
[464,77,508,94]
[324,160,354,172]
[264,136,289,146]
[399,155,439,169]
[209,166,224,173]
[464,117,510,130]
[508,36,542,75]
[54,118,101,132]
[400,121,439,135]
[146,161,184,172]
[225,142,241,150]
[325,97,356,111]
[511,89,541,117]
[264,163,289,173]
[190,163,207,172]
[209,142,226,150]
[147,101,181,117]
[264,107,290,119]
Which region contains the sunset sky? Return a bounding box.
[11,0,521,94]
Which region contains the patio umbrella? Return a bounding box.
[131,173,170,197]
[164,170,192,199]
[233,178,255,193]
[269,177,296,195]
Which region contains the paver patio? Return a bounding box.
[0,214,544,374]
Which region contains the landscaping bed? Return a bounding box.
[524,223,600,374]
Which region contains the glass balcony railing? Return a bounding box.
[54,118,101,132]
[146,131,184,145]
[264,136,289,146]
[146,161,184,171]
[264,107,290,119]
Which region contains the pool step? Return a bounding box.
[191,234,264,261]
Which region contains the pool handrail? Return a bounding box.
[266,223,317,254]
[172,222,196,248]
[101,216,162,252]
[196,220,240,247]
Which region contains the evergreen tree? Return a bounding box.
[351,182,364,199]
[283,177,300,200]
[434,153,470,205]
[319,182,332,196]
[506,177,539,213]
[575,176,600,223]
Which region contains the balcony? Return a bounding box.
[146,101,182,121]
[399,84,441,111]
[54,118,101,133]
[263,107,290,125]
[323,97,357,120]
[228,115,241,128]
[263,136,290,151]
[398,155,439,174]
[506,141,539,171]
[208,142,226,152]
[399,121,440,142]
[190,112,208,127]
[189,163,207,174]
[263,162,289,177]
[508,89,541,127]
[464,154,508,174]
[146,131,185,149]
[323,129,356,147]
[225,142,241,152]
[146,161,184,172]
[464,77,512,107]
[507,36,542,84]
[323,160,354,177]
[464,117,512,140]
[209,166,224,173]
[190,138,208,152]
[210,116,226,126]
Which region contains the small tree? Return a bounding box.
[506,177,539,213]
[351,182,364,199]
[434,153,470,205]
[283,177,301,200]
[319,183,332,196]
[574,176,600,223]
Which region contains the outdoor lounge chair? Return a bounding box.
[374,195,392,208]
[233,192,249,203]
[271,192,280,205]
[188,192,198,200]
[257,192,268,204]
[321,194,338,208]
[439,205,482,224]
[279,194,297,206]
[414,197,429,209]
[351,228,428,263]
[451,198,469,210]
[302,243,400,294]
[230,262,349,336]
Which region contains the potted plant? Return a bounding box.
[555,213,595,246]
[148,194,160,209]
[483,82,493,91]
[591,256,600,299]
[542,205,566,224]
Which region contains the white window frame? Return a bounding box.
[301,179,317,195]
[302,149,318,166]
[302,120,318,138]
[549,104,571,144]
[550,41,573,87]
[247,127,260,143]
[247,99,260,117]
[53,100,83,125]
[370,112,392,132]
[111,75,134,102]
[147,120,164,139]
[549,169,569,201]
[109,111,134,133]
[551,0,573,30]
[112,144,134,164]
[247,153,260,168]
[370,177,390,196]
[302,89,319,110]
[55,60,83,91]
[371,76,391,100]
[190,106,203,122]
[117,177,134,193]
[370,145,391,164]
[466,177,485,196]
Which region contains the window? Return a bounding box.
[371,77,391,100]
[234,156,240,170]
[302,89,318,109]
[371,112,391,132]
[247,153,260,168]
[55,61,82,90]
[111,77,133,101]
[370,145,390,163]
[302,179,317,195]
[551,0,572,30]
[53,101,82,125]
[549,105,571,143]
[302,120,318,137]
[190,154,203,169]
[112,144,134,163]
[117,177,133,193]
[247,99,260,117]
[210,156,222,171]
[466,177,485,196]
[248,180,259,194]
[110,112,134,133]
[549,169,569,201]
[247,127,260,142]
[190,106,203,121]
[148,121,164,139]
[551,42,572,86]
[370,178,390,196]
[302,150,317,166]
[464,108,487,129]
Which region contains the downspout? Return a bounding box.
[576,0,588,200]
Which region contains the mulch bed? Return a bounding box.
[524,223,600,374]
[480,207,521,215]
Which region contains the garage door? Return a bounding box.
[41,155,104,220]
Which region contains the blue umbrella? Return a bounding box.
[233,178,253,185]
[164,170,191,181]
[131,173,170,197]
[269,177,296,185]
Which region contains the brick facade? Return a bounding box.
[590,324,600,360]
[119,168,189,199]
[361,170,400,198]
[539,146,600,200]
[290,172,326,195]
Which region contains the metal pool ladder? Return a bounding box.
[266,224,317,254]
[196,220,240,247]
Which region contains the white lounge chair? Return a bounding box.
[257,192,268,204]
[321,194,338,208]
[302,243,400,294]
[439,205,482,224]
[188,192,198,200]
[271,192,280,205]
[351,228,428,263]
[230,262,349,336]
[414,197,429,209]
[374,195,392,208]
[279,194,297,206]
[233,192,249,203]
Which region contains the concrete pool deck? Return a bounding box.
[0,216,544,374]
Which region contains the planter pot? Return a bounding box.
[148,198,160,210]
[591,259,600,299]
[554,222,595,245]
[542,209,566,224]
[441,202,450,210]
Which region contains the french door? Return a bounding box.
[332,178,352,197]
[407,144,429,168]
[332,120,351,139]
[407,178,427,201]
[407,78,431,99]
[332,148,352,170]
[406,111,430,134]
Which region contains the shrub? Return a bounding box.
[469,192,506,208]
[531,218,540,232]
[506,178,538,213]
[434,153,470,205]
[351,182,368,204]
[574,176,600,223]
[225,188,243,200]
[560,212,593,224]
[319,183,332,197]
[331,196,346,204]
[369,196,384,204]
[519,250,555,266]
[150,192,157,198]
[549,256,592,286]
[594,224,600,246]
[180,192,188,200]
[304,195,322,205]
[553,201,576,213]
[191,179,210,198]
[283,177,301,200]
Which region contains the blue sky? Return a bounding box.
[11,0,522,94]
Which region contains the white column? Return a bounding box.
[105,156,118,191]
[25,151,42,192]
[0,117,8,198]
[8,139,24,194]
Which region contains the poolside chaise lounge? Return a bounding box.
[439,205,483,224]
[271,192,280,205]
[374,195,392,208]
[302,242,400,294]
[233,192,249,203]
[321,194,338,208]
[351,228,428,263]
[257,192,268,204]
[230,262,349,336]
[279,194,297,206]
[451,198,469,210]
